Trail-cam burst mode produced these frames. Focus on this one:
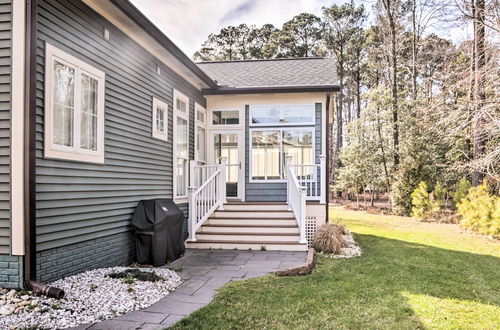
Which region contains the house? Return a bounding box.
[1,0,338,289]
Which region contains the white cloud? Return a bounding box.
[130,0,328,58]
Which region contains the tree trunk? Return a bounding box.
[336,49,344,163]
[465,0,476,162]
[382,0,400,167]
[411,0,417,100]
[356,56,361,118]
[472,0,486,186]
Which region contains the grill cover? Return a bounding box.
[131,199,185,266]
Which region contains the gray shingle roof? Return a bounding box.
[197,57,338,89]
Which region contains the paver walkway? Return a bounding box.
[76,249,307,330]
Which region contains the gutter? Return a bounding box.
[23,0,63,299]
[202,85,341,95]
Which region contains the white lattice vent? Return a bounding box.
[305,216,318,247]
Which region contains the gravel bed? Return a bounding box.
[0,267,181,330]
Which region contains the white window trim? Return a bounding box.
[249,104,316,127]
[173,89,190,201]
[249,126,315,183]
[44,43,106,164]
[194,103,207,163]
[209,108,243,129]
[152,97,168,142]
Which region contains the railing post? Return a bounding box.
[286,156,293,209]
[320,154,326,204]
[189,160,197,188]
[187,186,197,242]
[219,157,227,205]
[299,187,307,244]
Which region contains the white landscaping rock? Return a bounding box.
[0,267,181,329]
[321,231,363,259]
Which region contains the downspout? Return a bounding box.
[23,0,64,299]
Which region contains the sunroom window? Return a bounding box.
[195,104,207,162]
[212,110,239,125]
[251,128,314,181]
[152,97,168,141]
[250,104,315,126]
[44,44,105,164]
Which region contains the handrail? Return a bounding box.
[286,160,307,244]
[187,157,227,241]
[288,155,326,204]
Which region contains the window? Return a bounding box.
[44,44,105,163]
[250,128,314,181]
[173,90,189,199]
[152,97,168,141]
[250,104,315,126]
[212,110,239,125]
[195,103,206,162]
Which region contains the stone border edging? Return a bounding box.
[275,248,315,276]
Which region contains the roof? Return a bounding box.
[197,57,339,95]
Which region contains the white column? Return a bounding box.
[187,186,197,241]
[299,187,307,244]
[189,160,197,187]
[11,0,26,256]
[320,154,326,205]
[219,157,227,205]
[286,156,293,208]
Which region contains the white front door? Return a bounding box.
[208,130,245,201]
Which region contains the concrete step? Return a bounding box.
[199,225,299,234]
[196,232,301,242]
[207,218,297,226]
[213,210,293,218]
[185,240,308,251]
[223,203,289,211]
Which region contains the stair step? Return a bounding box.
[186,240,308,251]
[196,233,300,242]
[207,219,297,226]
[199,226,299,234]
[223,203,290,211]
[213,211,293,218]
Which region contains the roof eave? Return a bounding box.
[202,85,340,95]
[109,0,218,89]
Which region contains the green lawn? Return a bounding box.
[171,206,500,329]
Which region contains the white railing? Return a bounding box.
[288,155,326,204]
[286,161,307,244]
[187,158,227,241]
[189,161,219,188]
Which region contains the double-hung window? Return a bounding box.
[195,103,206,162]
[249,104,315,182]
[44,44,105,163]
[152,97,168,141]
[173,90,190,199]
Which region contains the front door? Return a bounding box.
[209,130,245,200]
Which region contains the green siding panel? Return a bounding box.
[35,0,203,252]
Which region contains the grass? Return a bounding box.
[170,206,500,329]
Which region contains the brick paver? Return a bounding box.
[73,249,307,329]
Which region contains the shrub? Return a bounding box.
[452,178,471,208]
[457,182,500,237]
[432,182,446,210]
[411,182,433,218]
[312,223,346,254]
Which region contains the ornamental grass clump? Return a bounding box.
[312,223,347,254]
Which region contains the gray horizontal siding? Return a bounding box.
[0,0,10,254]
[36,0,203,252]
[245,103,322,202]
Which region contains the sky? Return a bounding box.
[129,0,472,59]
[130,0,330,57]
